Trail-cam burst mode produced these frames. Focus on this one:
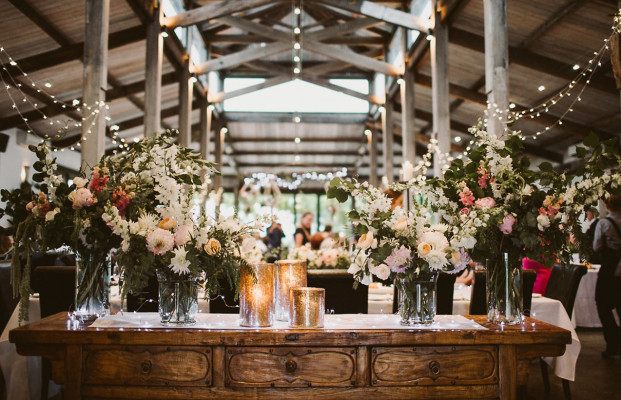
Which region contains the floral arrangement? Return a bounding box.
[98,132,259,303]
[426,124,569,268]
[0,143,120,321]
[326,178,470,285]
[289,240,351,269]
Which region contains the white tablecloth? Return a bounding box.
[573,268,601,328]
[451,285,580,381]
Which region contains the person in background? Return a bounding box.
[583,209,600,264]
[0,235,13,260]
[593,194,621,359]
[266,218,285,249]
[295,212,313,248]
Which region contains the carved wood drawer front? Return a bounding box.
[83,346,211,386]
[226,347,357,388]
[371,346,498,386]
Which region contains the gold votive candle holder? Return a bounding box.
[275,260,307,321]
[289,287,325,328]
[239,262,275,327]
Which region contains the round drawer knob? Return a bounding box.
[141,360,152,374]
[285,359,298,373]
[429,361,440,375]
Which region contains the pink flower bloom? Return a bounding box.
[547,207,558,216]
[174,224,193,246]
[384,246,412,274]
[460,208,470,215]
[68,188,97,209]
[538,207,548,215]
[478,175,488,189]
[475,197,496,209]
[499,214,517,235]
[146,228,175,255]
[459,190,475,206]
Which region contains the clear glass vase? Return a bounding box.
[486,252,523,325]
[396,270,438,325]
[157,270,198,325]
[75,252,110,323]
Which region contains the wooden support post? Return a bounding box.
[199,102,212,189]
[431,0,450,178]
[484,0,509,137]
[400,29,416,166]
[144,4,163,138]
[381,99,394,184]
[81,0,109,171]
[179,56,193,147]
[369,130,379,187]
[213,127,223,191]
[200,104,212,162]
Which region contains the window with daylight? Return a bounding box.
[223,78,370,113]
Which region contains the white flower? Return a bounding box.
[521,184,533,196]
[371,263,391,280]
[241,237,257,254]
[359,274,373,286]
[347,263,361,275]
[358,231,377,250]
[73,177,88,189]
[418,231,449,252]
[424,249,449,271]
[537,214,550,231]
[175,224,193,246]
[219,217,242,233]
[169,246,191,275]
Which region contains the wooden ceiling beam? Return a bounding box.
[217,16,400,76]
[300,74,383,104]
[163,0,280,28]
[209,34,385,46]
[194,42,291,74]
[10,26,145,74]
[209,74,291,102]
[519,0,585,49]
[310,0,430,32]
[224,112,369,124]
[228,136,365,143]
[8,0,72,47]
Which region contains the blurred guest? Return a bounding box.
[295,212,313,248]
[583,209,600,263]
[266,218,285,249]
[522,258,552,295]
[455,268,474,286]
[593,194,621,358]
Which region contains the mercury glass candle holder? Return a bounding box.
[289,287,325,328]
[239,262,275,327]
[275,260,307,321]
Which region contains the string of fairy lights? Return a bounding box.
[0,44,125,153]
[390,9,621,179]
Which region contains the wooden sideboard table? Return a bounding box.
[10,313,570,399]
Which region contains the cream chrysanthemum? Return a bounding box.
[146,228,175,255]
[170,246,191,275]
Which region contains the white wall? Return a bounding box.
[0,130,37,227]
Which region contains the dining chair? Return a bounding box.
[540,264,587,400]
[392,272,456,315]
[32,265,76,400]
[308,271,368,314]
[522,269,537,317]
[469,270,487,315]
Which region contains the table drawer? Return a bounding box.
[226,347,356,387]
[371,346,497,386]
[83,346,211,386]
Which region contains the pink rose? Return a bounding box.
[459,190,475,206]
[68,188,97,209]
[499,214,517,235]
[475,197,496,209]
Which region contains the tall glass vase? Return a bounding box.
[396,270,438,325]
[486,252,523,325]
[75,252,110,323]
[156,270,198,325]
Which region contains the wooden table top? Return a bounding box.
[9,313,571,348]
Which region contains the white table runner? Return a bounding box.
[90,313,487,331]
